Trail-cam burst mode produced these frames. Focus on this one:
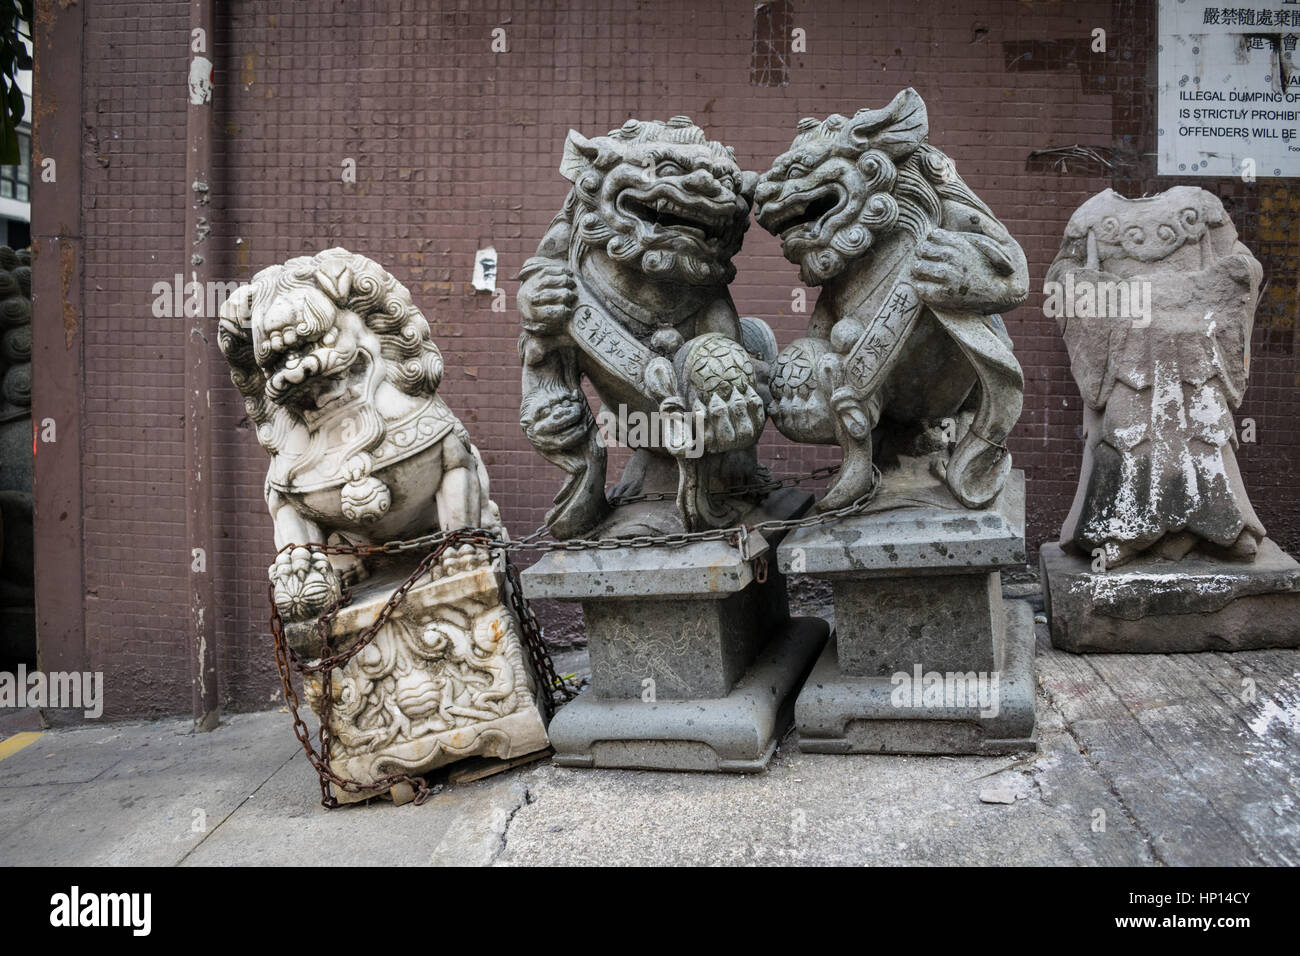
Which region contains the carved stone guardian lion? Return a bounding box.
[219,249,548,798]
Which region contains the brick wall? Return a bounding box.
[53,0,1298,717]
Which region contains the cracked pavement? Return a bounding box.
[1,627,1297,866]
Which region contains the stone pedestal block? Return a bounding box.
[289,560,551,803]
[1041,540,1300,654]
[523,489,828,772]
[778,471,1036,755]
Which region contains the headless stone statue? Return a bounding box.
[1040,188,1300,653]
[1047,186,1265,568]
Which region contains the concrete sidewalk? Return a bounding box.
[1,632,1298,866]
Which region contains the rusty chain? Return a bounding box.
[269,463,873,808]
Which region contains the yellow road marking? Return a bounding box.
[0,731,43,762]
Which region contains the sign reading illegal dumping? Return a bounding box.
[1158,1,1300,178]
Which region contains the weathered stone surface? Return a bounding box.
[529,489,826,771]
[218,249,549,793]
[1040,540,1300,653]
[517,115,777,537]
[753,88,1028,512]
[293,562,549,802]
[777,469,1025,576]
[1042,186,1300,653]
[548,616,826,772]
[524,486,804,600]
[779,472,1036,754]
[796,600,1037,755]
[831,573,1004,676]
[1047,186,1266,569]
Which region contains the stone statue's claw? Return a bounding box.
[270,547,341,622]
[816,441,877,513]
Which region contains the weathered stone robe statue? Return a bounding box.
[1040,187,1300,652]
[518,118,827,772]
[219,249,548,799]
[765,90,1038,754]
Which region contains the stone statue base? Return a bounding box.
[1040,540,1300,654]
[288,559,550,803]
[522,489,828,772]
[778,470,1036,755]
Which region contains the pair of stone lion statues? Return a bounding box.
[220,89,1030,623]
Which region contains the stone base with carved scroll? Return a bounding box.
[288,559,550,803]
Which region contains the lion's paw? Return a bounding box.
[438,542,490,578]
[270,547,341,622]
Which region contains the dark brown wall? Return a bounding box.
[43,0,1299,718]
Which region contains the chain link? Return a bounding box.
[268,464,871,808]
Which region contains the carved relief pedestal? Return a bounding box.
[778,471,1036,755]
[523,489,828,772]
[286,558,550,804]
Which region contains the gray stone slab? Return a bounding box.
[522,488,808,600]
[796,600,1037,755]
[832,571,1005,675]
[1041,539,1300,654]
[778,471,1026,576]
[547,616,827,772]
[584,591,770,699]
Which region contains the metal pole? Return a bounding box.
[185,0,218,732]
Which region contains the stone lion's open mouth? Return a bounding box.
[619,186,732,242]
[260,326,350,404]
[760,185,844,238]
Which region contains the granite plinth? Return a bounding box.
[1041,539,1300,653]
[525,488,827,772]
[777,470,1036,754]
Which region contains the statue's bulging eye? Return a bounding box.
[657,161,683,177]
[787,164,807,179]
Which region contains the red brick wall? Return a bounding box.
[57,0,1298,718]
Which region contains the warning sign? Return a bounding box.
[1157,1,1300,178]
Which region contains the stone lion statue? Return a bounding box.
[753,89,1028,511]
[218,248,500,622]
[517,115,777,536]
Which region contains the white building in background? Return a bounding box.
[0,24,31,249]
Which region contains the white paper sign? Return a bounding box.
[472,246,498,292]
[1157,0,1300,177]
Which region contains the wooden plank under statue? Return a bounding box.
[217,248,549,803]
